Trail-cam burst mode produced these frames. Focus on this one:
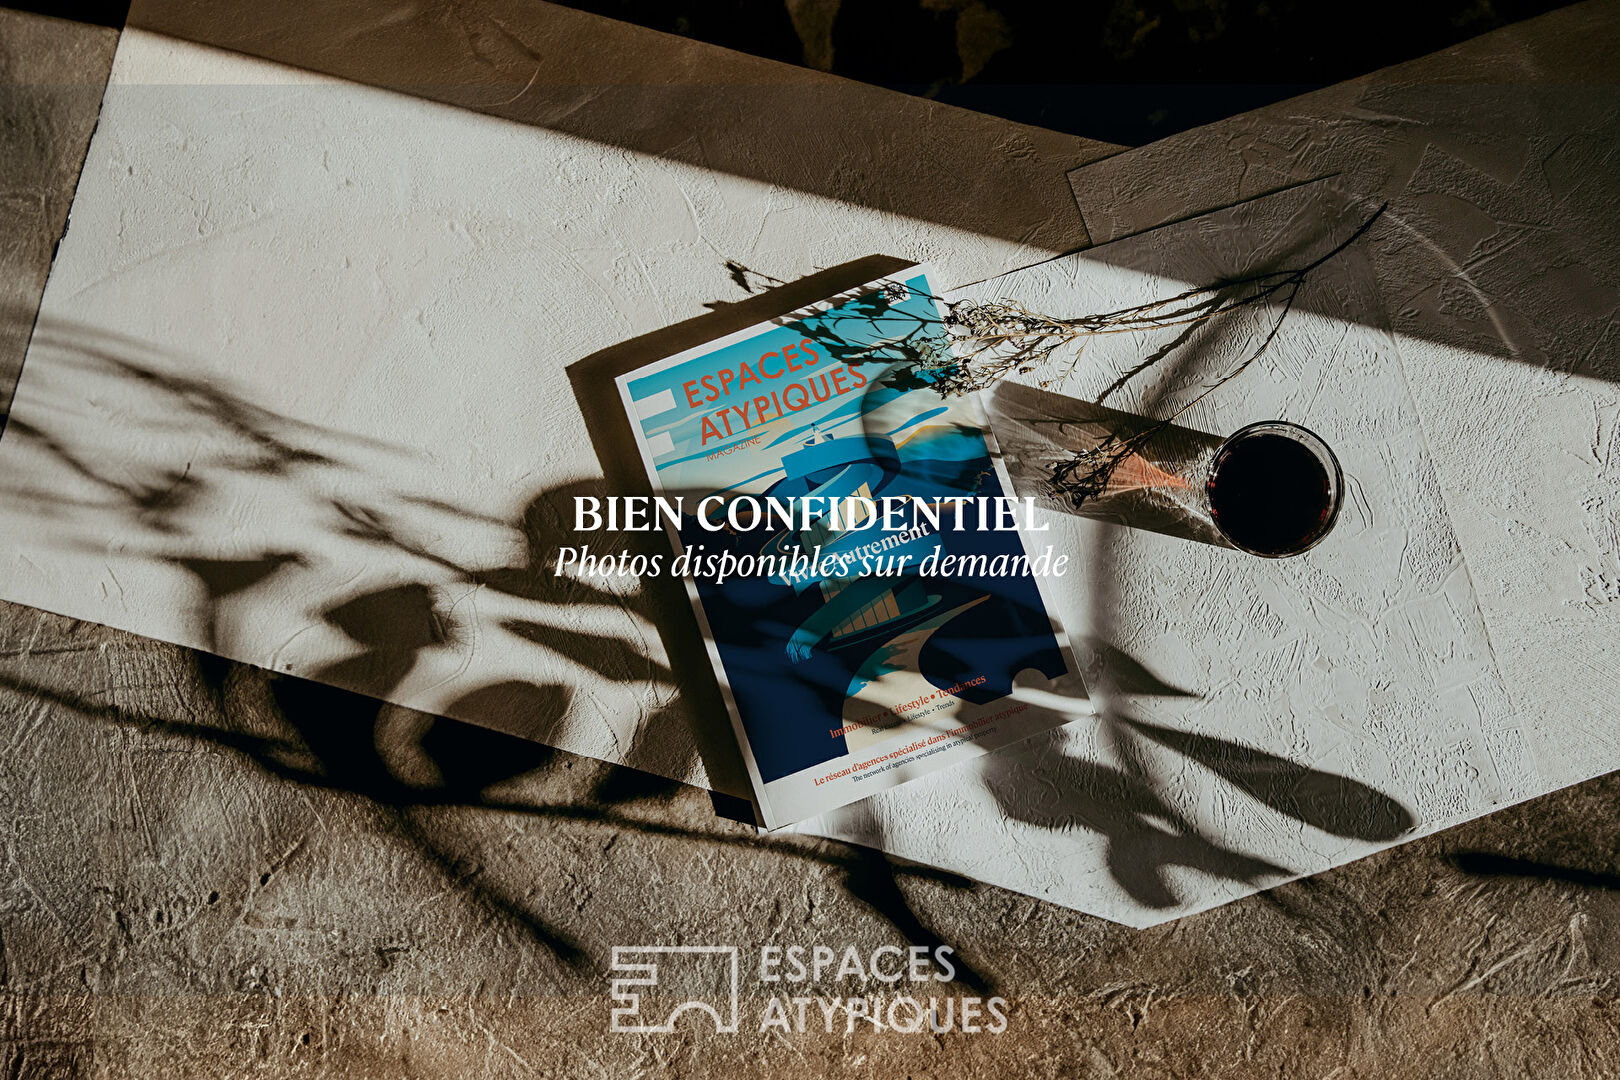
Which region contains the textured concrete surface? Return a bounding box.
[804,182,1526,925]
[5,610,1620,1077]
[0,5,1564,926]
[127,0,1104,256]
[1067,0,1620,863]
[0,5,1111,810]
[2,3,1620,1075]
[0,9,117,412]
[550,0,1577,144]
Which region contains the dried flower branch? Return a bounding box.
[937,203,1389,508]
[719,202,1387,512]
[930,202,1387,399]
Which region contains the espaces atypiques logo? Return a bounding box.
[610,943,1009,1035]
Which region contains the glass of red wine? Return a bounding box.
[1206,421,1342,558]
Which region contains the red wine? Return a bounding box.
[1207,426,1339,557]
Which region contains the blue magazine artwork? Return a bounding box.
[616,269,1079,828]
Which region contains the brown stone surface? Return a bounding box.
[0,8,117,415]
[2,6,1618,1077]
[3,605,1620,1077]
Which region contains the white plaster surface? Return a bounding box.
[0,3,1609,926]
[0,28,1096,802]
[794,183,1530,924]
[1064,0,1620,857]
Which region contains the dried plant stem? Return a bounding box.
[718,202,1387,510]
[945,204,1389,508]
[934,202,1388,402]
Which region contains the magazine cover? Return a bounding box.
[615,268,1080,827]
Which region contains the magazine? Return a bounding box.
[615,268,1080,827]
